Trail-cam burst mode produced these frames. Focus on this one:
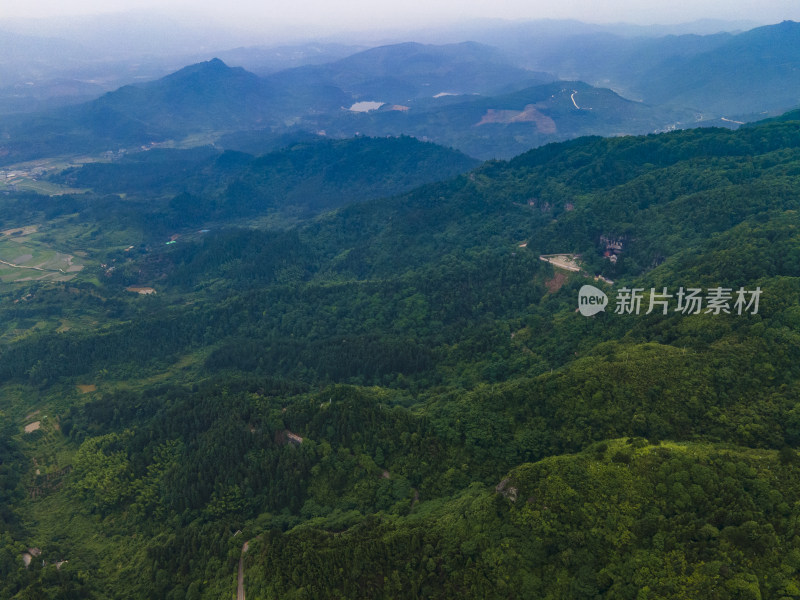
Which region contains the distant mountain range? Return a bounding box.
[632,20,800,115]
[266,41,553,103]
[298,80,691,159]
[491,20,800,118]
[0,49,680,163]
[0,58,347,163]
[2,21,800,163]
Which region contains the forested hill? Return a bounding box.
[49,135,479,226]
[1,115,800,598]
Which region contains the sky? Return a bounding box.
[3,0,800,33]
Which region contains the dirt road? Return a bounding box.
[237,541,249,600]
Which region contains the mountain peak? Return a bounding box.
[152,57,263,91]
[187,57,231,73]
[165,57,237,80]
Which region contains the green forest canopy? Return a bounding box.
[1,116,800,598]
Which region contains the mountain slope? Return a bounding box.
[50,135,479,228]
[0,59,354,164]
[310,80,693,159]
[91,58,277,133]
[267,41,553,104]
[2,113,800,597]
[246,441,800,599]
[634,20,800,115]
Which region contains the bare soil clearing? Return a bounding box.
[1,225,38,237]
[477,104,557,133]
[545,271,568,293]
[539,254,583,272]
[125,286,156,295]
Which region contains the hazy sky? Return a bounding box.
[4,0,800,32]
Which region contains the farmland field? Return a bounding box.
[0,233,83,284]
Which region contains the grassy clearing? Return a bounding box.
[37,217,142,256]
